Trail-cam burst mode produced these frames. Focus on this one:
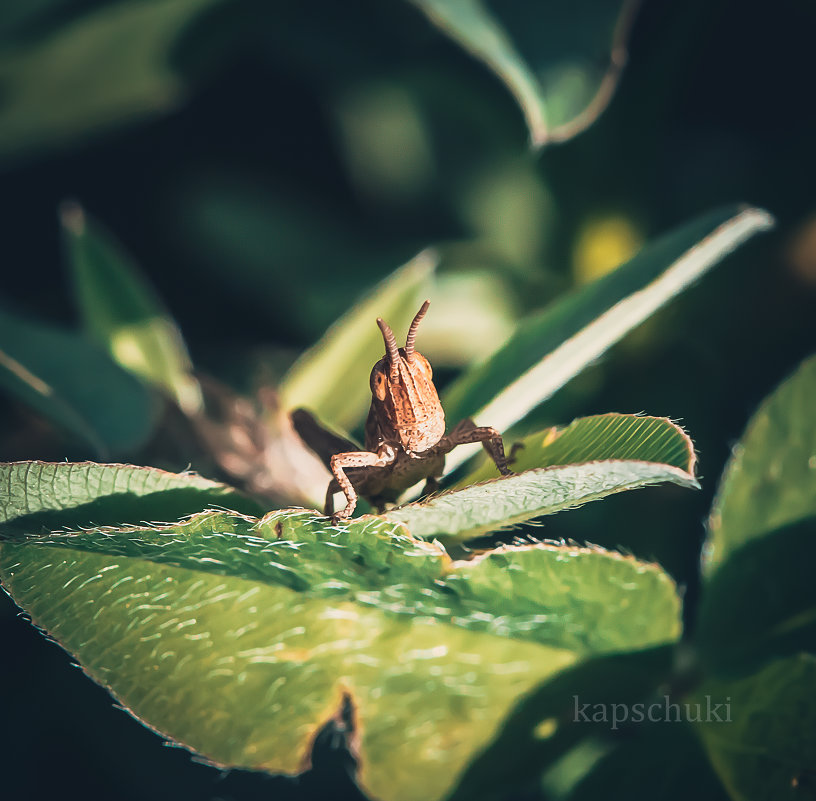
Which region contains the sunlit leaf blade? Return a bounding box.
[0,0,222,166]
[459,414,696,487]
[0,509,679,655]
[0,466,681,801]
[62,203,203,415]
[406,0,637,147]
[442,206,774,474]
[0,512,571,801]
[387,462,698,543]
[703,353,816,576]
[397,414,698,543]
[0,309,157,456]
[693,655,816,801]
[280,250,436,430]
[0,461,264,533]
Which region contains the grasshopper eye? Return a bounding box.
[371,369,388,401]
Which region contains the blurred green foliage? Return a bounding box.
[0,0,815,799]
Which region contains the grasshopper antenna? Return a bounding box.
[377,317,400,380]
[404,300,430,362]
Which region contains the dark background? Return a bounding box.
[1,1,814,799]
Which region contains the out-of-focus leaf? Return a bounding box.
[572,214,644,285]
[0,308,157,456]
[457,157,555,268]
[694,655,816,801]
[386,415,698,541]
[696,517,816,676]
[703,354,816,576]
[63,203,203,415]
[413,270,515,366]
[195,378,330,508]
[441,206,774,474]
[460,414,695,486]
[280,250,436,430]
[0,0,75,45]
[0,461,263,533]
[178,177,426,337]
[333,81,435,205]
[452,646,674,801]
[697,356,816,675]
[406,0,638,147]
[0,462,681,801]
[0,0,223,165]
[564,723,729,801]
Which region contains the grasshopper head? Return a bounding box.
[370,300,445,452]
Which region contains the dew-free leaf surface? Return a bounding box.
[460,414,695,484]
[388,414,698,542]
[387,461,697,543]
[0,461,682,801]
[0,461,264,533]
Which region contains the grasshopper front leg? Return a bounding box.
[329,445,397,522]
[434,418,513,476]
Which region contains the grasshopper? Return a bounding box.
[292,300,512,521]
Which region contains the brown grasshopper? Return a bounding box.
[292,300,512,521]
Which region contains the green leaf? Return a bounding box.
[697,356,816,675]
[0,463,681,801]
[387,414,698,542]
[386,461,697,543]
[453,647,675,801]
[703,353,816,576]
[0,308,158,456]
[406,0,637,147]
[62,203,203,415]
[459,414,696,486]
[696,517,816,676]
[564,723,729,801]
[694,655,816,801]
[0,461,264,534]
[0,0,222,165]
[441,206,773,474]
[280,250,436,430]
[0,510,680,655]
